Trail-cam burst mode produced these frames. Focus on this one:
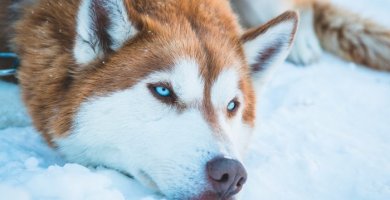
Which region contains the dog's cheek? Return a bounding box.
[55,83,222,198]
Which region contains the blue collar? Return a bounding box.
[0,52,19,77]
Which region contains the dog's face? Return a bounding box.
[56,0,297,199]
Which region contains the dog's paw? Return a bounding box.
[287,9,323,66]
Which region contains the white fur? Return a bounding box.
[232,0,293,27]
[210,68,252,161]
[233,0,322,65]
[243,20,296,71]
[168,59,204,104]
[74,0,137,64]
[105,0,136,50]
[211,68,241,110]
[288,9,323,65]
[74,0,97,64]
[56,58,252,198]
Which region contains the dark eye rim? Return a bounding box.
[147,82,177,104]
[227,98,240,114]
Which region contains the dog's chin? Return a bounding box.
[132,170,212,200]
[117,169,240,200]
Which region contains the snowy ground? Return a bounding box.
[1,1,390,200]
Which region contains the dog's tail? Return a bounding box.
[313,2,390,71]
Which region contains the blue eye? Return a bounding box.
[155,86,171,97]
[227,100,238,112]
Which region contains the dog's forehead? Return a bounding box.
[171,59,205,103]
[147,57,242,103]
[148,58,205,103]
[211,68,241,106]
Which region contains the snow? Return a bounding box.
[0,126,158,200]
[0,82,30,129]
[1,1,390,200]
[331,0,390,27]
[244,55,390,200]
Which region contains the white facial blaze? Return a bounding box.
[211,68,241,108]
[56,58,254,198]
[210,68,251,160]
[170,59,204,104]
[56,59,218,198]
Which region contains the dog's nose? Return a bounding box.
[206,157,247,199]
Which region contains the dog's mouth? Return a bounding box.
[108,165,243,200]
[137,169,161,191]
[104,156,247,200]
[114,168,160,191]
[106,157,247,200]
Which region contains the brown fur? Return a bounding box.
[314,2,390,71]
[4,0,259,145]
[0,0,14,52]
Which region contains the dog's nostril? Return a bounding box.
[219,173,229,182]
[206,157,247,198]
[237,177,245,187]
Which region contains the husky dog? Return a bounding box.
[1,0,299,199]
[232,0,390,71]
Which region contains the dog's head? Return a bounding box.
[57,0,298,199]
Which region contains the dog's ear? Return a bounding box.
[73,0,138,65]
[241,11,298,78]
